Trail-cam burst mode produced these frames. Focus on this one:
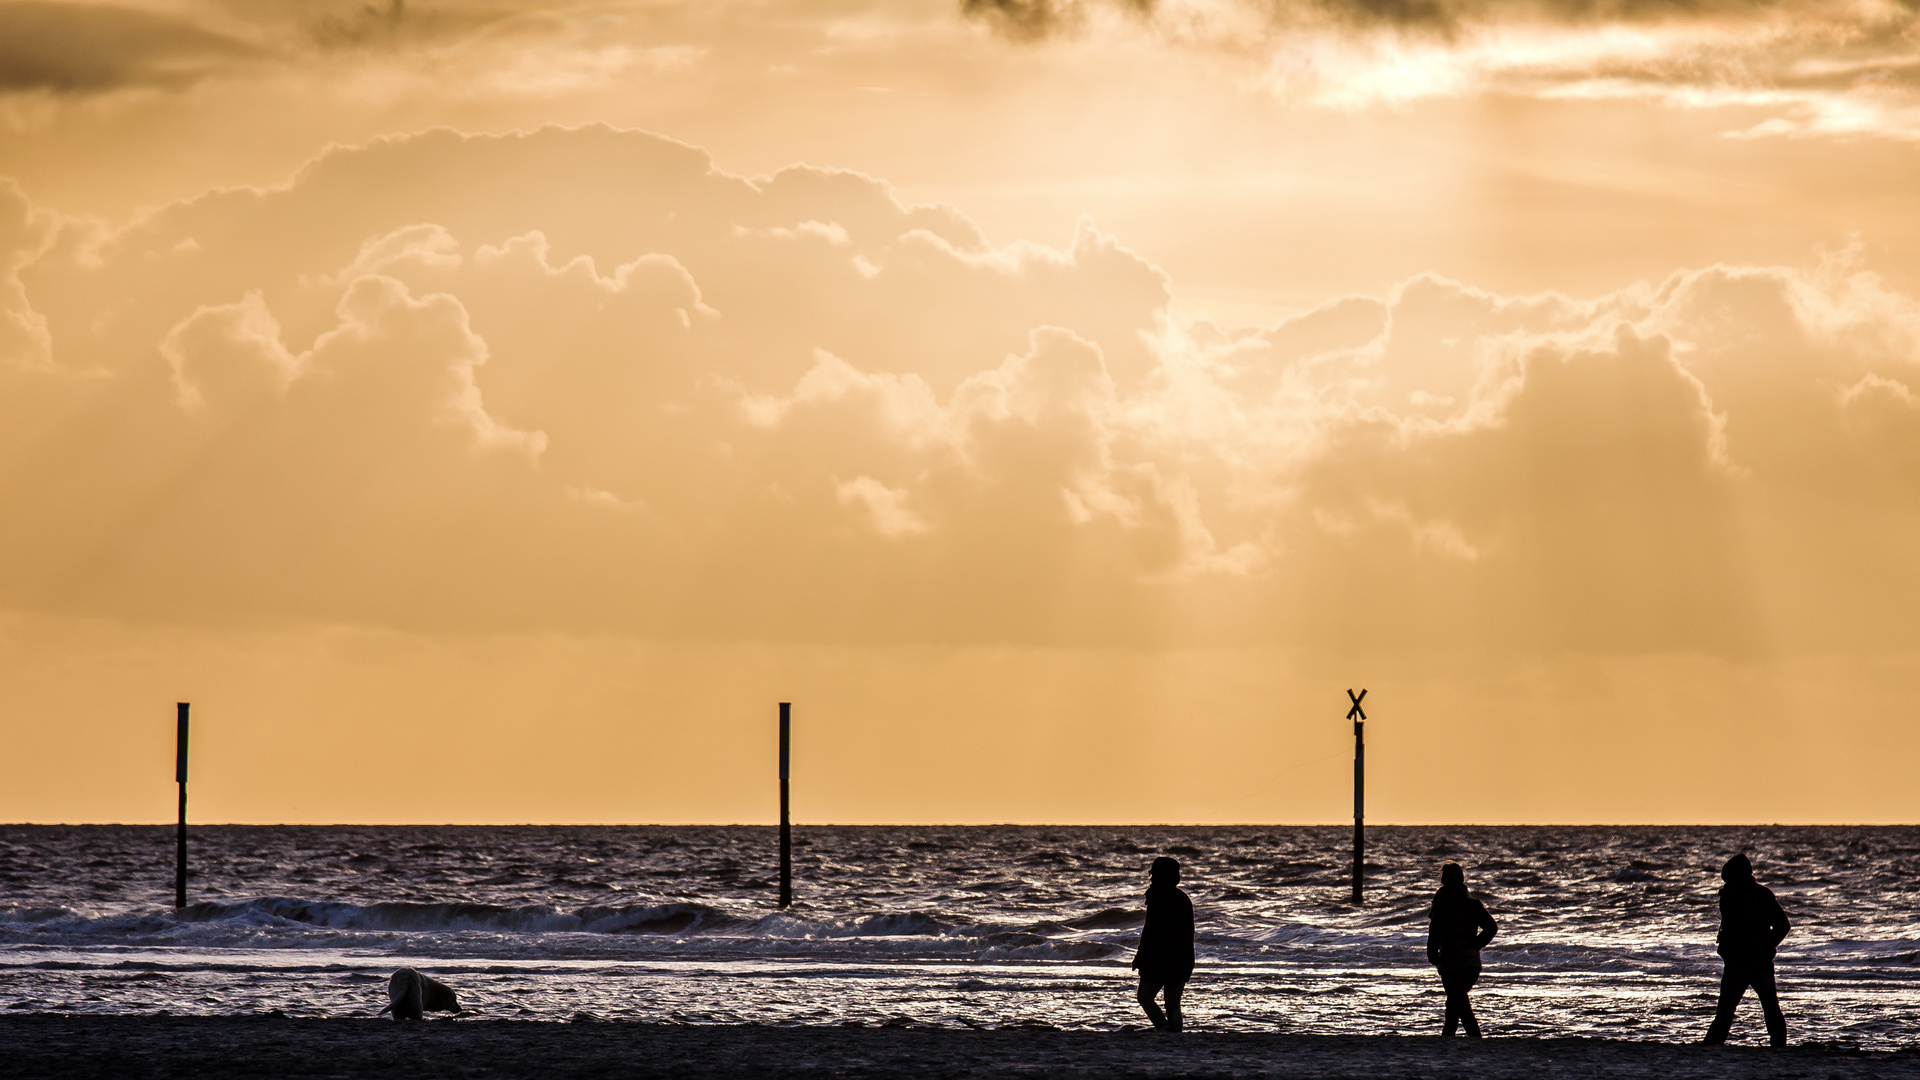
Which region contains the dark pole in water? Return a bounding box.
[778,702,791,909]
[175,702,189,911]
[1347,689,1366,905]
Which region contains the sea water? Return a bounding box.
[1,825,1914,1046]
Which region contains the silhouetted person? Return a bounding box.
[1703,853,1790,1047]
[1131,856,1194,1032]
[1427,862,1497,1038]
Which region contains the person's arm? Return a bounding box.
[1766,888,1790,948]
[1132,895,1154,970]
[1474,900,1498,951]
[1426,901,1441,966]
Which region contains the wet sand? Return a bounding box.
[5,1015,1917,1079]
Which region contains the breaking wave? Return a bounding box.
[0,897,1136,963]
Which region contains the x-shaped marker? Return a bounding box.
[1346,688,1367,722]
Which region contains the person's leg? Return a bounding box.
[1457,992,1481,1038]
[1456,961,1483,1039]
[1137,976,1169,1030]
[1751,961,1786,1048]
[1703,962,1749,1045]
[1439,961,1482,1038]
[1163,980,1185,1033]
[1440,966,1464,1037]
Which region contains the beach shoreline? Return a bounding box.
[5,1015,1915,1079]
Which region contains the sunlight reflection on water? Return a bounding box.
[2,825,1914,1046]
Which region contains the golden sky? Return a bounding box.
[3,0,1919,824]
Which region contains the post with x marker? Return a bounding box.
[1347,689,1366,905]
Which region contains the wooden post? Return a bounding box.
[778,702,791,909]
[175,702,189,911]
[1347,689,1366,905]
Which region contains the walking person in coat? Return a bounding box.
[1131,856,1194,1032]
[1427,862,1497,1038]
[1703,853,1791,1047]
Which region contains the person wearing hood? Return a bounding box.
[1427,862,1497,1038]
[1130,856,1195,1032]
[1703,853,1791,1047]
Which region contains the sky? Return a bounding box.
[2,0,1919,824]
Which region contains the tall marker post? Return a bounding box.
[778,702,792,909]
[175,702,190,910]
[1347,688,1366,905]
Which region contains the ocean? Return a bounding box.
[1,825,1914,1046]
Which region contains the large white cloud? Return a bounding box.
[3,124,1918,652]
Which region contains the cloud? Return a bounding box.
[837,475,931,539]
[964,0,1155,39]
[0,178,55,367]
[160,288,301,411]
[0,0,650,99]
[3,124,1920,652]
[11,1,1915,145]
[963,0,1920,139]
[0,2,259,93]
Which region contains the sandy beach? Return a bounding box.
[5,1015,1916,1080]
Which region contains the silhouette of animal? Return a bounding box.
[376,968,461,1020]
